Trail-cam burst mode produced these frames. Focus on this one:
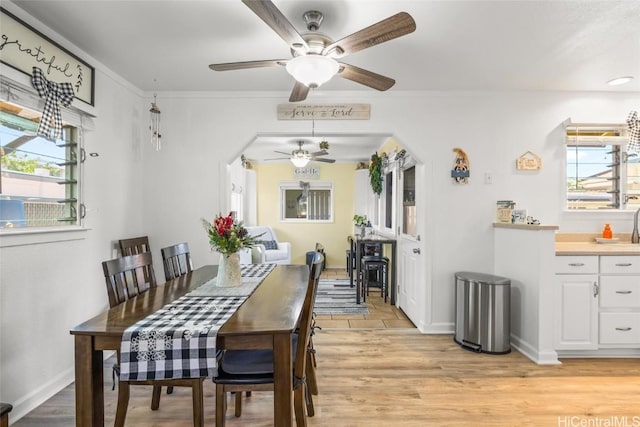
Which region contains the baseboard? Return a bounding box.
[9,366,75,424]
[510,335,560,365]
[419,322,454,334]
[8,350,116,424]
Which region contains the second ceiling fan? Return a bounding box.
[267,141,336,166]
[209,0,416,102]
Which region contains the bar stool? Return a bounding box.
[346,236,355,280]
[361,255,389,302]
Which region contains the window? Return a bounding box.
[566,123,636,210]
[280,181,332,222]
[1,98,83,229]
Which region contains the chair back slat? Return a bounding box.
[102,252,157,308]
[118,236,151,256]
[161,242,193,281]
[294,252,323,382]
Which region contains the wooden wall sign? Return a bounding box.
[516,151,542,170]
[0,8,95,105]
[293,166,320,179]
[278,104,370,120]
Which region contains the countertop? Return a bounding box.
[555,233,640,255]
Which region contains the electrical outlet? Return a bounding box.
[484,172,493,184]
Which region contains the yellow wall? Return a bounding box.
[252,162,358,267]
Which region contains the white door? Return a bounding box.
[397,161,427,328]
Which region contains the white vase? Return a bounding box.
[216,252,242,287]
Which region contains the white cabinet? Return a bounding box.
[554,271,599,350]
[598,256,640,347]
[555,255,640,352]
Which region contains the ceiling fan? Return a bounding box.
[266,141,336,166]
[209,0,416,102]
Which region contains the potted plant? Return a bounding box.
[353,214,367,237]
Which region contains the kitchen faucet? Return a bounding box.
[633,208,640,243]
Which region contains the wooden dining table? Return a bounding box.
[70,263,310,427]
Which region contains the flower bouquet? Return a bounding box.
[201,212,257,287]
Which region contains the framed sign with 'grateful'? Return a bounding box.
[0,8,95,106]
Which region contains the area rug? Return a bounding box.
[314,279,369,316]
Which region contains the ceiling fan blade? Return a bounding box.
[309,150,328,156]
[313,157,336,163]
[274,150,293,156]
[209,59,286,71]
[264,157,290,161]
[323,12,416,57]
[337,63,395,91]
[242,0,308,51]
[289,81,310,102]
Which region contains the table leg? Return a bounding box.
[355,242,362,304]
[273,333,293,427]
[75,335,104,426]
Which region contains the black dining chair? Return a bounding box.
[102,252,205,427]
[213,252,324,427]
[118,236,151,256]
[161,242,193,281]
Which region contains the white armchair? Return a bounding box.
[238,226,291,265]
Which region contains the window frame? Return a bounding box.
[279,180,334,223]
[0,81,86,235]
[565,123,633,212]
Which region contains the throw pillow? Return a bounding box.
[256,240,278,250]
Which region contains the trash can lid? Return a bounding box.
[454,271,510,285]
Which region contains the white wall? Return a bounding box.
[145,90,638,334]
[0,3,146,421]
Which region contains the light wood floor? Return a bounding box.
[13,269,640,426]
[14,334,640,425]
[318,268,415,329]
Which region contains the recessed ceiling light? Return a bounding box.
[607,76,634,86]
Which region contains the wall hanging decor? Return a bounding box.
[369,152,383,194]
[628,110,640,153]
[1,8,95,105]
[451,147,470,184]
[516,150,542,171]
[30,66,74,140]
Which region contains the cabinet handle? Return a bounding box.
[615,327,632,332]
[593,282,599,297]
[614,263,633,267]
[568,263,585,267]
[615,290,633,294]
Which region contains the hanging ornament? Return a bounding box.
[149,93,162,150]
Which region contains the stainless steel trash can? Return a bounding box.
[454,271,511,354]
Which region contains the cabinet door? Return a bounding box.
[554,274,599,350]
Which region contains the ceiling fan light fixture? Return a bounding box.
[286,55,339,88]
[290,155,310,167]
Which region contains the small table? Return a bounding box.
[351,235,397,305]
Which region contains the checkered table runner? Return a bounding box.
[186,263,276,297]
[239,263,276,278]
[119,295,246,380]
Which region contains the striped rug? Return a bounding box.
[314,279,369,315]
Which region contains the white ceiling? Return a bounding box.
[10,0,640,163]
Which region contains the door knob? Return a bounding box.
[412,248,421,254]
